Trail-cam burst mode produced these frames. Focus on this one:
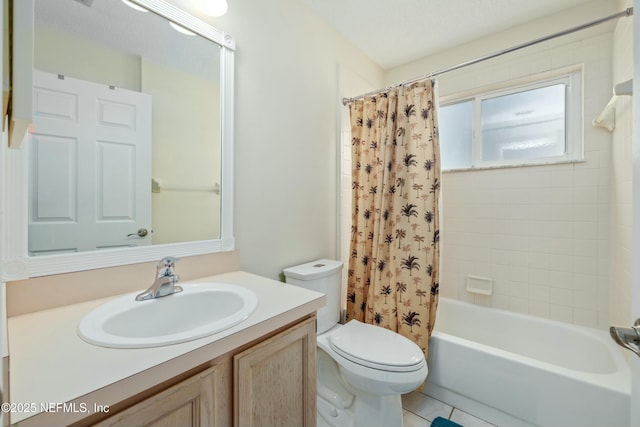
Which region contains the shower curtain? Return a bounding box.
[346,79,440,357]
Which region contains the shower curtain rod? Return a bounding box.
[342,7,633,106]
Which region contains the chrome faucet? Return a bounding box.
[135,256,183,301]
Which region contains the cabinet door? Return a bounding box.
[93,362,231,427]
[234,316,316,427]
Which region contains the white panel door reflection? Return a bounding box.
[29,70,152,255]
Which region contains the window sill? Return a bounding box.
[442,158,586,173]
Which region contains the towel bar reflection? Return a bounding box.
[152,179,220,195]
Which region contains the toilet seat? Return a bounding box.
[328,320,425,372]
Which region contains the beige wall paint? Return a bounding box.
[34,27,141,91]
[0,0,382,319]
[166,0,384,280]
[142,58,221,244]
[6,251,241,316]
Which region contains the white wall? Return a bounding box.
[168,0,384,279]
[384,0,626,329]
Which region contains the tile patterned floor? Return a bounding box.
[402,391,497,427]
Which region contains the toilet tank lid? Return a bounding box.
[283,259,343,281]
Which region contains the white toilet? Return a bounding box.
[284,259,428,427]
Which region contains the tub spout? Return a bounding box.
[609,319,640,358]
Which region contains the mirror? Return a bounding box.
[2,0,235,279]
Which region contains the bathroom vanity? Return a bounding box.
[6,271,324,427]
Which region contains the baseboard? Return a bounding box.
[423,382,536,427]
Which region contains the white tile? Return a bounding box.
[402,391,452,422]
[574,169,598,187]
[573,308,598,328]
[528,284,549,302]
[508,282,529,298]
[403,409,430,427]
[547,237,573,255]
[473,294,492,307]
[529,300,550,318]
[549,270,573,289]
[572,221,599,240]
[551,50,574,68]
[549,304,573,323]
[575,44,602,62]
[493,280,511,295]
[573,289,597,309]
[597,311,611,330]
[450,408,497,427]
[572,239,598,258]
[547,254,572,272]
[509,297,529,314]
[573,186,598,204]
[573,257,599,276]
[507,264,529,282]
[572,203,599,222]
[509,62,530,80]
[527,265,550,281]
[549,287,572,305]
[572,273,598,291]
[547,271,572,289]
[491,68,511,84]
[550,170,574,187]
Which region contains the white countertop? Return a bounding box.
[7,271,324,426]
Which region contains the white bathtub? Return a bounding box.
[424,298,630,427]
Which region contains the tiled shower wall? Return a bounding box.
[340,6,632,330]
[439,30,619,329]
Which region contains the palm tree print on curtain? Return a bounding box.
[346,79,440,359]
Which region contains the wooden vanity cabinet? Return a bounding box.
[234,314,316,427]
[91,316,316,427]
[92,362,231,427]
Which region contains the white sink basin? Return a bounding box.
[78,283,258,348]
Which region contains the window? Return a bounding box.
[440,71,582,170]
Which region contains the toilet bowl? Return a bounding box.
[284,259,428,427]
[317,321,428,427]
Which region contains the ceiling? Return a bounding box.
[303,0,604,69]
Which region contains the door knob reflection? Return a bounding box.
[127,228,149,238]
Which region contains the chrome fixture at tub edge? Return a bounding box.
[135,256,183,301]
[610,319,640,358]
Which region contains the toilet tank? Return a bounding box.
[283,259,343,334]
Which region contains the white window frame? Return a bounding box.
[440,69,583,171]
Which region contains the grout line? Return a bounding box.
[403,406,431,423]
[448,406,455,420]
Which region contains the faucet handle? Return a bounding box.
[157,256,180,277]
